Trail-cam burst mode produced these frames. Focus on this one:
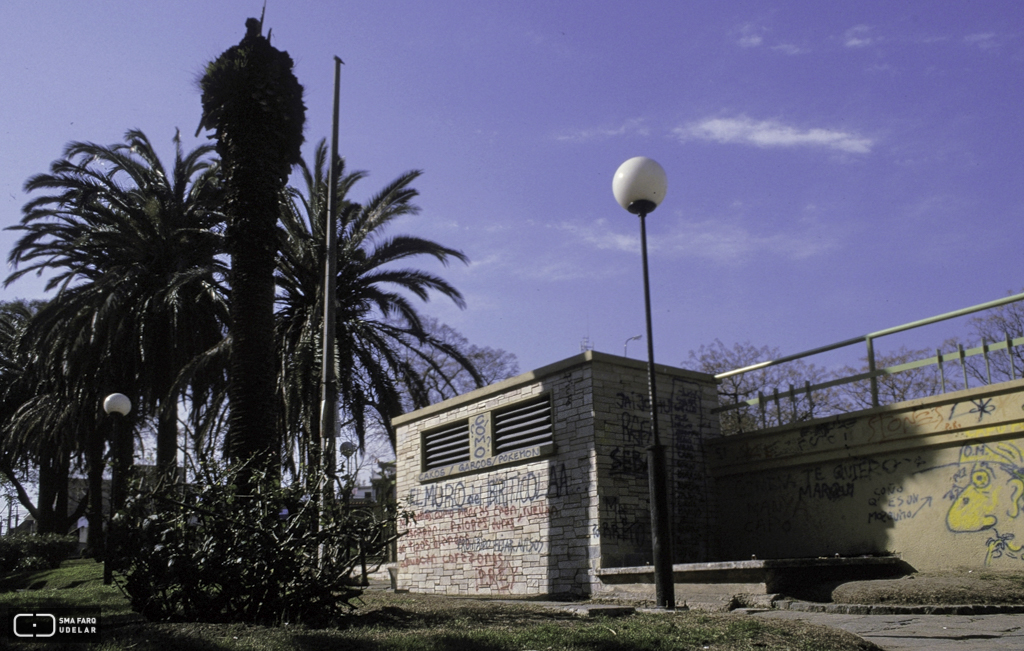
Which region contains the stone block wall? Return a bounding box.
[591,360,721,567]
[394,351,720,596]
[395,354,597,596]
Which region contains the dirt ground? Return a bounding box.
[829,570,1024,605]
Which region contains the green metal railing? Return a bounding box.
[713,292,1024,429]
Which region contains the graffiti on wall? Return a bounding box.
[403,462,580,590]
[731,453,935,538]
[946,442,1024,565]
[713,395,1023,469]
[608,391,651,478]
[866,484,932,525]
[607,379,712,562]
[716,385,1024,568]
[725,439,1024,566]
[668,378,712,561]
[868,398,1002,442]
[601,391,653,565]
[600,496,648,546]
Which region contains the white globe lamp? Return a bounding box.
[612,156,668,216]
[103,393,132,416]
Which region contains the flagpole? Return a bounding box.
[320,56,344,490]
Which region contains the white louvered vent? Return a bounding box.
[422,420,470,471]
[493,395,553,453]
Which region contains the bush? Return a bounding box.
[113,462,408,627]
[0,534,78,574]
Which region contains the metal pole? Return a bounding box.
[320,56,344,486]
[638,211,674,610]
[867,336,878,408]
[624,335,641,358]
[104,413,130,585]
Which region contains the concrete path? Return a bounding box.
[504,601,1024,650]
[750,610,1024,650]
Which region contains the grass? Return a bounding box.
[0,558,132,616]
[0,561,880,650]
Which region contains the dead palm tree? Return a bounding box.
[197,17,305,484]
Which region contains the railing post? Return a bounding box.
[758,391,766,429]
[772,387,781,427]
[867,336,879,408]
[983,339,992,385]
[788,384,797,421]
[805,380,814,419]
[959,344,969,390]
[937,349,947,393]
[1007,332,1017,381]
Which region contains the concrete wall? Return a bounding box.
[710,378,1024,572]
[394,351,720,596]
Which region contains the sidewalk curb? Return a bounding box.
[773,600,1024,615]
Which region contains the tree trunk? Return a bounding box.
[199,18,305,490]
[225,189,280,486]
[30,447,72,536]
[156,397,178,483]
[53,449,70,534]
[154,318,179,483]
[84,425,105,557]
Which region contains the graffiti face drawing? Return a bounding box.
[947,443,1024,564]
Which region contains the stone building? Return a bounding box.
[393,351,720,596]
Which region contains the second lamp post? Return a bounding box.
[612,156,674,610]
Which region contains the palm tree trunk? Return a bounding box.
[156,398,178,483]
[225,187,280,485]
[84,425,105,556]
[53,449,70,534]
[153,319,179,483]
[199,18,305,489]
[32,447,71,535]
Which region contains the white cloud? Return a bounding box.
[914,35,950,45]
[735,23,766,48]
[559,219,639,253]
[555,118,649,143]
[844,25,875,48]
[772,43,806,55]
[964,33,998,49]
[669,219,837,263]
[674,116,873,154]
[554,216,838,265]
[733,24,808,54]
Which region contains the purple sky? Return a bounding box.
[2,1,1023,378]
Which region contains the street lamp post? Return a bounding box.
[339,441,358,488]
[613,156,674,610]
[102,392,132,586]
[624,335,642,358]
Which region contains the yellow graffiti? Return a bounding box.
[947,442,1024,565]
[987,538,1024,565]
[956,422,1024,440]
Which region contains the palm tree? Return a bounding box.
[5,129,228,485]
[277,140,482,483]
[197,17,305,483]
[0,300,85,536]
